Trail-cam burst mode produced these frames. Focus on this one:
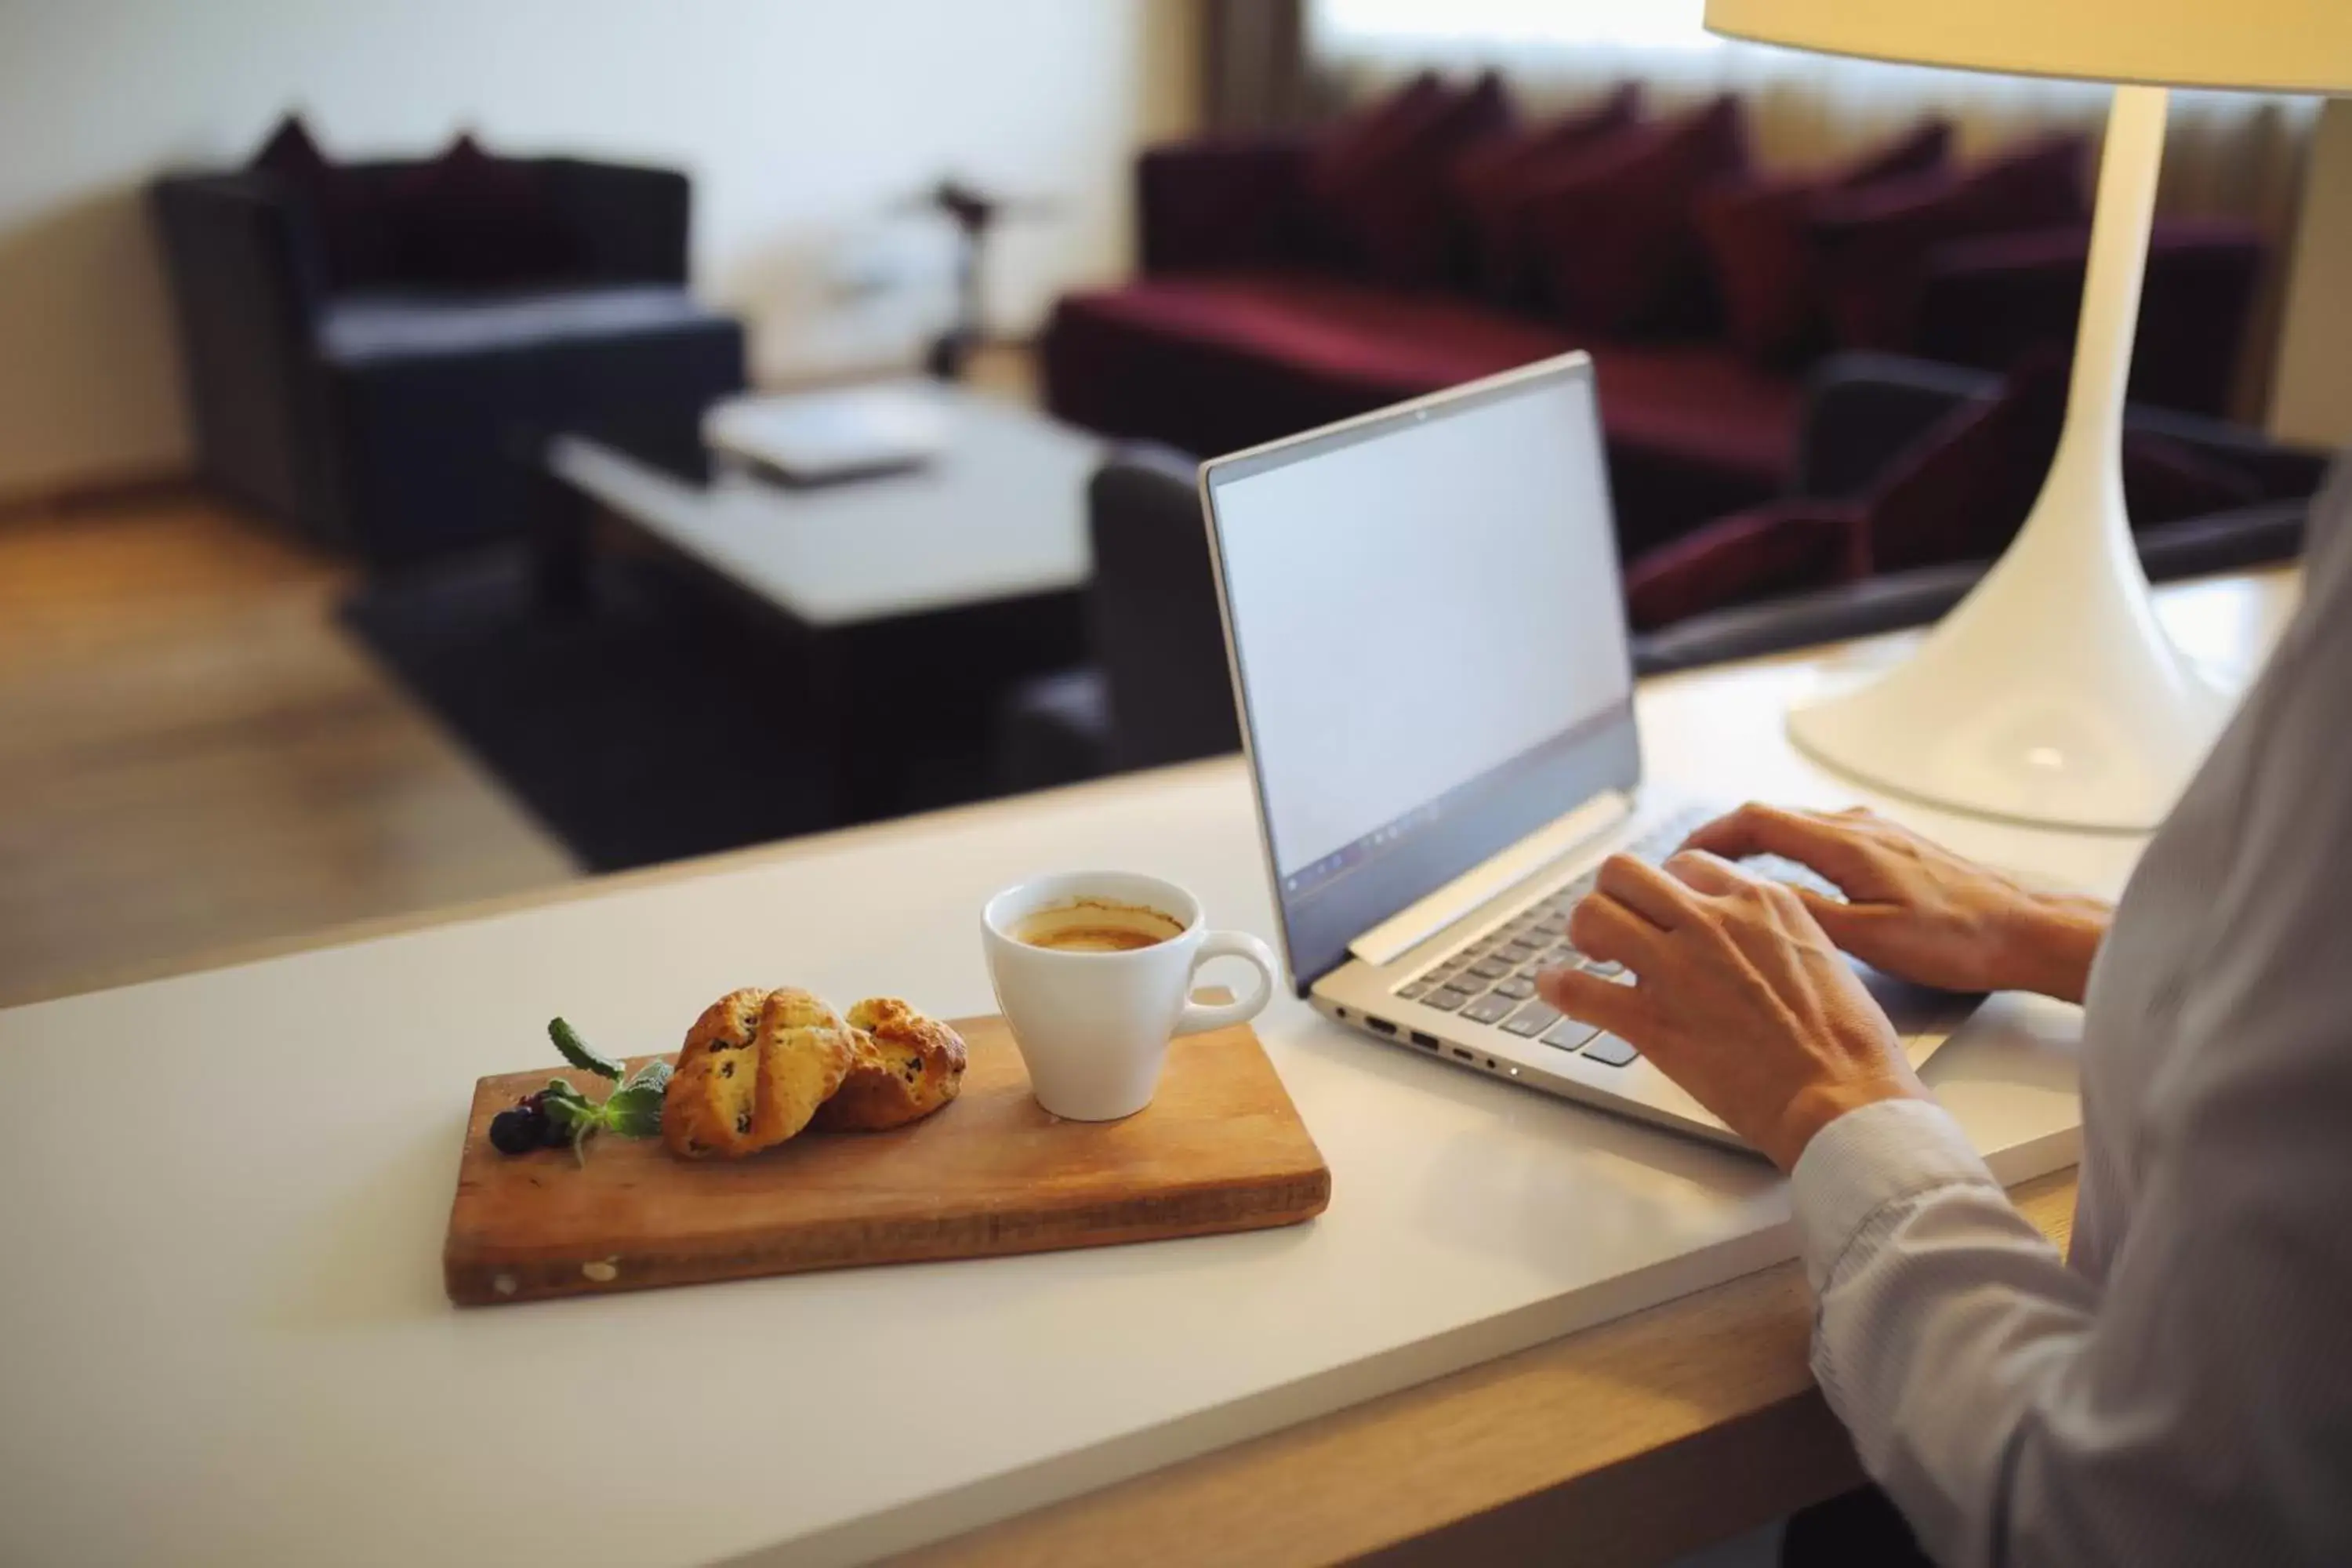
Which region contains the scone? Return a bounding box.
[747,987,855,1146]
[811,997,968,1132]
[662,987,770,1159]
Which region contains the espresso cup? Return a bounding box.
[982,871,1281,1120]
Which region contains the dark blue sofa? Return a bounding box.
[151,154,745,567]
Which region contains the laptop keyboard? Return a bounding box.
[1391,804,1844,1066]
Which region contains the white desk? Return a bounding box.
[0,572,2295,1568]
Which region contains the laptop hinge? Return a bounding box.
[1348,790,1635,968]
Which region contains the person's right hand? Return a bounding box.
[1679,804,2111,1004]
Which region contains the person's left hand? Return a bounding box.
[1534,848,1928,1171]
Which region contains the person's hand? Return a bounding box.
[1536,851,1926,1171]
[1679,804,2111,1004]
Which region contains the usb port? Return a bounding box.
[1367,1017,1397,1036]
[1410,1031,1439,1050]
[1450,1047,1475,1062]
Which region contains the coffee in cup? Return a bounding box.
[1011,898,1185,953]
[982,872,1281,1120]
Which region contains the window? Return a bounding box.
[1310,0,1720,56]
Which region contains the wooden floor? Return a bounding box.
[0,355,1055,1007]
[0,495,577,1007]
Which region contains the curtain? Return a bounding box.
[1203,0,1318,132]
[1309,2,2319,418]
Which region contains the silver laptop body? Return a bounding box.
[1196,353,1970,1150]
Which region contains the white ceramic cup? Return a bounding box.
[982,871,1282,1121]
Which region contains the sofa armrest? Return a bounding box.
[1794,350,2332,506]
[148,173,336,532]
[1623,500,1866,632]
[1914,217,2263,418]
[994,668,1112,793]
[1795,352,1998,499]
[1137,138,1314,274]
[151,172,328,318]
[535,158,691,285]
[1087,442,1243,769]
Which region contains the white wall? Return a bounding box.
[2270,99,2352,451]
[0,0,1200,499]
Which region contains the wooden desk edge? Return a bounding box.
[888,1169,2078,1568]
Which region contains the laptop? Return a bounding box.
[1196,352,1975,1150]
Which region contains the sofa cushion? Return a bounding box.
[1306,72,1446,194]
[1450,83,1644,302]
[1519,96,1750,336]
[318,285,723,365]
[1040,270,1803,547]
[1915,216,2265,418]
[1693,119,1953,365]
[1812,134,2089,350]
[249,112,399,291]
[1049,270,1574,409]
[387,133,581,289]
[1305,73,1514,288]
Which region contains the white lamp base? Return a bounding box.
[1786,84,2230,833]
[1786,492,2234,833]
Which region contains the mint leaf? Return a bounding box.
[602,1082,667,1138]
[622,1058,673,1094]
[548,1018,622,1080]
[540,1078,600,1134]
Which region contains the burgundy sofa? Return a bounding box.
[1043,101,2263,560]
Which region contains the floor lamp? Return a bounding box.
[1704,4,2352,832]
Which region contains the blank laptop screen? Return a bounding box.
[1206,361,1639,988]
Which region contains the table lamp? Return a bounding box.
[1704,2,2352,831]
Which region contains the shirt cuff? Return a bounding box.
[1789,1096,1999,1294]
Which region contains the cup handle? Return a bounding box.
[1174,930,1283,1036]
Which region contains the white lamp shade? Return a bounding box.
[1704,0,2352,95]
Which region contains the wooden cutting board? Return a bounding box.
[443,1015,1329,1306]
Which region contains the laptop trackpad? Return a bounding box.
[1853,960,1982,1064]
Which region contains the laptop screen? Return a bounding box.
[1203,356,1640,990]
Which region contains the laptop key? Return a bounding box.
[1501,1000,1560,1037]
[1461,992,1516,1025]
[1468,957,1512,980]
[1421,987,1472,1013]
[1493,976,1535,1000]
[1541,1017,1600,1051]
[1396,982,1431,1000]
[1581,1033,1641,1066]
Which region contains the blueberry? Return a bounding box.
[489,1108,541,1155]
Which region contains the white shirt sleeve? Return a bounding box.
[1792,1085,2352,1566]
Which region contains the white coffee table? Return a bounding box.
[539,382,1102,628]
